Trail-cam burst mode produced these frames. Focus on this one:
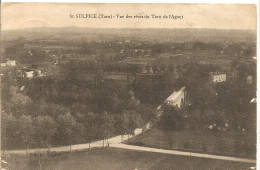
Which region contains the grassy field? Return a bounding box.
[2,147,255,170]
[125,128,256,159]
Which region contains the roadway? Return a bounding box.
[2,128,256,164]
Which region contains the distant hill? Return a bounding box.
[1,27,257,43]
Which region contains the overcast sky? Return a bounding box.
[1,3,257,30]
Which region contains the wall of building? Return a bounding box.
[212,74,226,83]
[171,91,185,108]
[166,87,186,108]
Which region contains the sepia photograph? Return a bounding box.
[0,2,258,170]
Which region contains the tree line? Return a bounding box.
[1,110,144,152]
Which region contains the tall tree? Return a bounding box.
[114,114,129,141]
[84,112,97,150]
[98,112,114,147]
[35,115,57,149]
[57,113,77,152]
[1,113,16,154]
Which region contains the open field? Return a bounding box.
[2,147,255,170]
[125,128,256,159]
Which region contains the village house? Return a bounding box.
[210,73,226,83]
[17,69,41,78]
[1,60,16,67]
[6,60,16,66]
[24,71,34,78]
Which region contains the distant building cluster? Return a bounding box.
[119,49,152,58]
[209,72,255,85]
[1,60,16,67]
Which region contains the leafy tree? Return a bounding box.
[121,110,142,137]
[159,104,184,131]
[35,115,57,149]
[114,114,129,141]
[135,104,155,123]
[57,113,77,152]
[19,115,35,152]
[84,112,97,150]
[97,112,114,147]
[1,113,16,153]
[2,114,35,151]
[128,114,139,136]
[9,86,32,115]
[38,101,68,118]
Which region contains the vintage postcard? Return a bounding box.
[0,2,258,170]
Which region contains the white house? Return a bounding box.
[1,60,16,67]
[25,71,34,78]
[210,73,226,83]
[6,60,16,66]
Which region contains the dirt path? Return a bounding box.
[109,143,256,164]
[2,128,255,164]
[2,131,139,155]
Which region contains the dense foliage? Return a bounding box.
[1,52,256,153]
